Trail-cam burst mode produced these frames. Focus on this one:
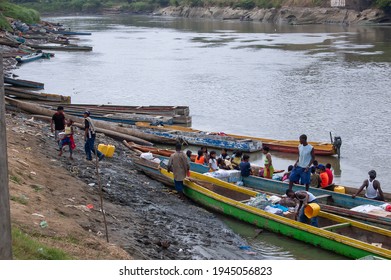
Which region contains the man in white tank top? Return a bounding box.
[288,134,315,191]
[352,170,384,201]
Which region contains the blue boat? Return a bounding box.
[139,129,263,153]
[16,52,44,63]
[4,77,44,89]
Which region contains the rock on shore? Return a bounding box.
[157,6,390,25]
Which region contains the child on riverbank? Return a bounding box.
[59,119,76,160]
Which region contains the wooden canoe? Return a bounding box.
[27,44,93,52]
[135,122,338,156]
[5,87,71,103]
[15,52,44,63]
[4,77,44,89]
[137,128,263,153]
[5,97,176,145]
[131,156,391,259]
[37,104,191,125]
[144,155,391,228]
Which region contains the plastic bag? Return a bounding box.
[264,205,283,216]
[140,152,154,160]
[247,193,269,209]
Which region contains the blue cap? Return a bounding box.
[318,164,325,169]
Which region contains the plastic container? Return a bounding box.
[333,186,345,194]
[106,145,115,158]
[304,203,320,218]
[98,144,108,155]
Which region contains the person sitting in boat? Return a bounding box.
[262,146,274,179]
[311,160,319,170]
[58,119,76,160]
[217,158,230,170]
[310,166,321,188]
[286,189,319,227]
[239,154,252,177]
[201,146,209,164]
[231,150,242,170]
[219,148,229,160]
[208,151,219,172]
[282,165,294,182]
[352,170,384,201]
[325,163,333,185]
[318,164,332,190]
[186,150,192,164]
[194,150,205,165]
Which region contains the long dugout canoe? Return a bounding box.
[4,77,44,89]
[150,155,391,228]
[5,87,71,103]
[132,157,391,259]
[135,122,338,156]
[5,97,176,145]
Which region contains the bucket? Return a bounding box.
[334,186,345,194]
[304,203,320,219]
[106,145,115,158]
[98,144,108,155]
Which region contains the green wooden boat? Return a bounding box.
[132,156,391,259]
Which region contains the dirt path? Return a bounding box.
[6,111,263,260]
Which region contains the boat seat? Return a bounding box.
[321,222,351,231]
[315,194,332,200]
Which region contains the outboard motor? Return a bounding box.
[333,136,342,158]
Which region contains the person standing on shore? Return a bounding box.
[288,134,315,191]
[84,111,104,161]
[51,106,65,145]
[167,143,190,199]
[352,170,384,201]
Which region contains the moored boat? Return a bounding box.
[137,128,263,153]
[135,122,341,156]
[15,52,44,63]
[5,87,71,103]
[4,77,44,89]
[131,156,391,259]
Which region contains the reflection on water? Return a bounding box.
[218,214,347,260]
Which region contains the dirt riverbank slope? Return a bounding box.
[6,110,264,260]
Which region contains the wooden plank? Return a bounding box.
[322,222,351,231]
[316,194,332,200]
[0,55,13,259]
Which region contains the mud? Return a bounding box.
[6,110,265,260]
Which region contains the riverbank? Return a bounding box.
[155,6,391,25]
[5,110,263,259]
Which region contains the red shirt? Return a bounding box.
[320,172,329,188]
[325,168,333,185]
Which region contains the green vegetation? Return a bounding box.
[10,195,29,205]
[0,1,40,30]
[375,0,391,11]
[12,227,72,260]
[9,174,22,185]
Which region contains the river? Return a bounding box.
[12,15,391,259]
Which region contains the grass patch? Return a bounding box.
[12,227,72,260]
[30,184,44,192]
[0,13,12,31]
[0,2,40,24]
[9,174,22,185]
[10,195,29,205]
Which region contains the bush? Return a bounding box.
[129,1,154,11]
[376,0,391,10]
[0,2,40,24]
[234,0,255,9]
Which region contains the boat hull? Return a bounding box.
[132,158,391,259]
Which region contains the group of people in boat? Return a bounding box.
[187,146,275,179]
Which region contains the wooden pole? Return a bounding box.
[0,55,13,259]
